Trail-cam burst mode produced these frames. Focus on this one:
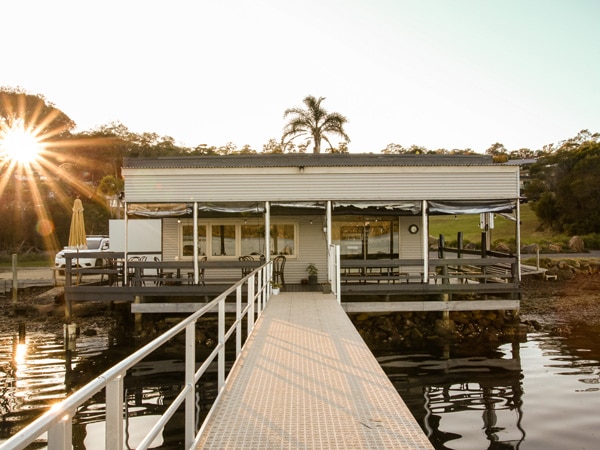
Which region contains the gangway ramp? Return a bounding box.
[197,292,432,449]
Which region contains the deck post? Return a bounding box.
[134,295,142,334]
[64,259,72,322]
[11,254,18,308]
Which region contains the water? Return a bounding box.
[1,319,599,449]
[375,323,600,449]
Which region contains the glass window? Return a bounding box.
[333,217,398,259]
[179,221,296,258]
[182,224,206,257]
[271,224,295,256]
[241,224,265,256]
[211,225,236,256]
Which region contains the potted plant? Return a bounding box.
[306,263,318,285]
[270,280,281,295]
[321,280,332,294]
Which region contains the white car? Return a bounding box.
[54,236,110,274]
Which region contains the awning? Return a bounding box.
[427,200,516,215]
[333,201,422,215]
[127,203,192,217]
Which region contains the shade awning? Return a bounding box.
[427,200,516,215]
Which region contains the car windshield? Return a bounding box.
[86,238,103,250]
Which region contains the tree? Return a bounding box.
[526,130,600,234]
[0,87,75,140]
[282,96,350,154]
[486,143,508,163]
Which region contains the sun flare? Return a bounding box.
[0,121,44,164]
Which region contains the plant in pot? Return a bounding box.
[306,263,318,285]
[270,280,281,295]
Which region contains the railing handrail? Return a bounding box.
[1,261,273,450]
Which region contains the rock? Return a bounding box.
[494,241,511,253]
[548,243,563,252]
[521,244,539,254]
[568,236,585,253]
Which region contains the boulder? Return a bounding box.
[568,235,585,253]
[494,241,511,253]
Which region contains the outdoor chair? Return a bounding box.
[127,256,141,285]
[187,256,206,285]
[239,255,254,278]
[105,257,123,286]
[272,255,286,287]
[154,256,163,285]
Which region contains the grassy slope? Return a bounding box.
[429,203,558,245]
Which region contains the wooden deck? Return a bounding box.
[196,292,433,449]
[62,254,522,306]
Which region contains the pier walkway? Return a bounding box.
[197,292,433,449]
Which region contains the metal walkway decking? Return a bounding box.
[197,292,433,449]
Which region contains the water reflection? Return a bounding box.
[375,330,600,450]
[2,320,600,449]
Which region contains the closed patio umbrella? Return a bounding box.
[68,198,87,249]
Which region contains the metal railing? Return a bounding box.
[0,261,273,450]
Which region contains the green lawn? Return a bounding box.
[429,203,558,246]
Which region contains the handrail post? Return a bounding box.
[236,285,242,356]
[257,269,263,310]
[185,322,196,448]
[218,299,225,390]
[247,282,255,336]
[105,375,124,450]
[48,410,73,450]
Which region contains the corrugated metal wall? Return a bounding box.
[123,167,519,203]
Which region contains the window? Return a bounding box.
[211,224,236,256]
[270,224,295,256]
[241,224,265,256]
[333,217,398,259]
[179,221,296,259]
[182,224,207,256]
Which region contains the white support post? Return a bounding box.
[264,202,271,262]
[422,200,429,283]
[516,197,522,281]
[335,245,341,303]
[326,201,332,282]
[193,201,199,284]
[106,375,124,450]
[123,202,129,285]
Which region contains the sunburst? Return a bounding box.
[0,93,111,256]
[0,119,45,165]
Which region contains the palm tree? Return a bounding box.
[282,96,350,154]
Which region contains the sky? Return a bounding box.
[2,0,599,153]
